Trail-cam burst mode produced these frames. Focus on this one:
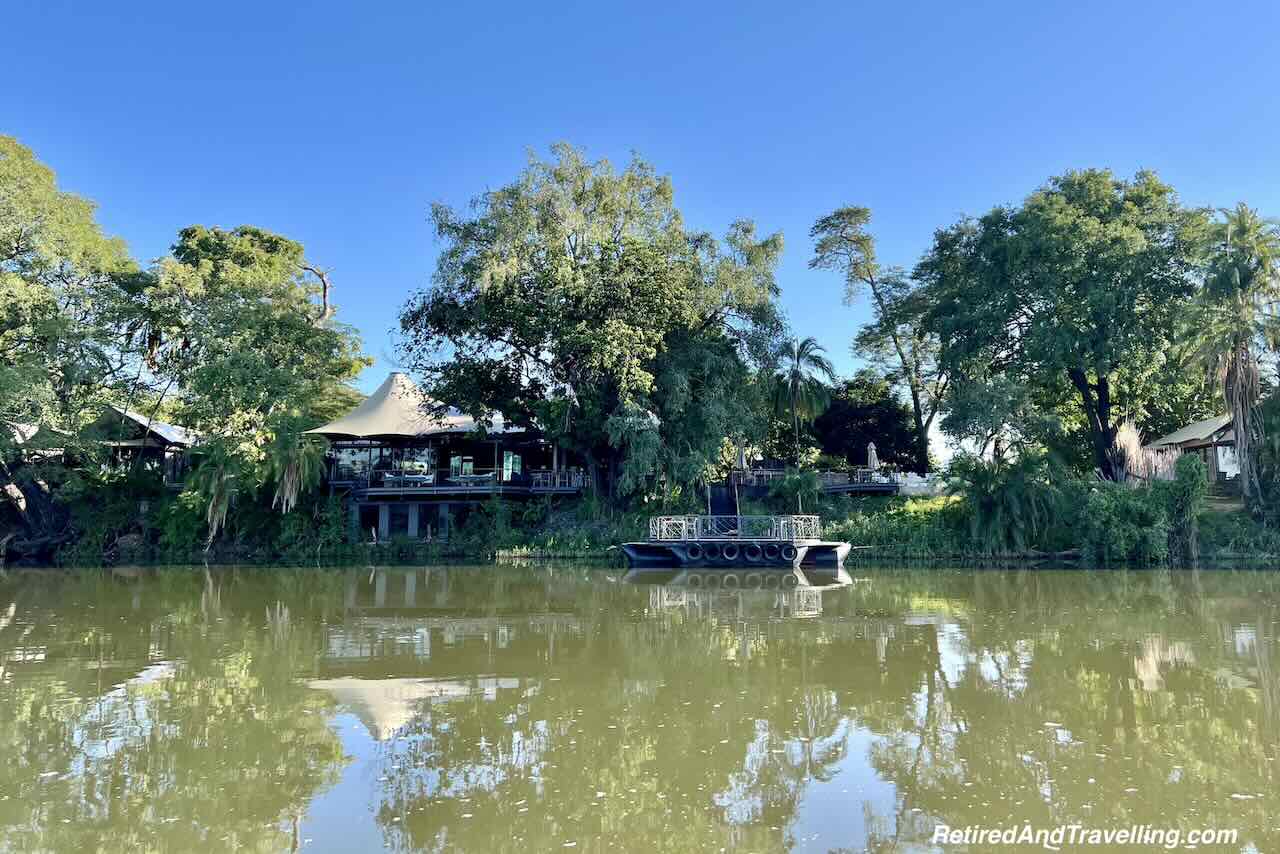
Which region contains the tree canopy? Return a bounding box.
[1,135,368,558]
[810,207,946,472]
[399,144,784,501]
[812,370,917,469]
[916,169,1211,478]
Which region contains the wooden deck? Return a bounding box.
[340,469,587,499]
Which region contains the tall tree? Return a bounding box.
[142,225,368,443]
[772,337,836,464]
[140,225,368,541]
[399,144,783,501]
[0,136,140,557]
[1193,204,1280,504]
[0,135,137,443]
[810,208,946,472]
[915,169,1209,479]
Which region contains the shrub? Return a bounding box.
[1078,483,1169,564]
[946,453,1063,554]
[1152,454,1207,564]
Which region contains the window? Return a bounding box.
[401,445,435,474]
[503,451,522,481]
[450,455,474,477]
[334,445,371,481]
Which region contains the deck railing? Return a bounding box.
[530,470,588,490]
[731,468,901,488]
[648,515,821,542]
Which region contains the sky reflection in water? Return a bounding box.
[0,564,1276,852]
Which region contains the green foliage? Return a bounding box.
[767,468,823,513]
[261,422,328,514]
[812,370,917,468]
[822,496,966,558]
[1154,454,1207,564]
[810,207,946,472]
[399,144,784,502]
[1186,204,1280,505]
[145,224,369,441]
[156,492,206,555]
[772,336,836,463]
[918,169,1211,478]
[946,453,1064,554]
[1256,392,1280,524]
[1078,484,1170,564]
[184,441,254,547]
[0,135,136,440]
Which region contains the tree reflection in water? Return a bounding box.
[0,566,1277,852]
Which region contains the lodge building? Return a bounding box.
[305,372,586,541]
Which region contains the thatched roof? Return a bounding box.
[304,372,512,440]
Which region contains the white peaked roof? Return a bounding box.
[308,677,521,740]
[304,372,511,440]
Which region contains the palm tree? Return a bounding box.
[262,425,328,514]
[186,442,247,549]
[773,337,837,464]
[1195,204,1280,505]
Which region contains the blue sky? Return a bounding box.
[8,0,1279,393]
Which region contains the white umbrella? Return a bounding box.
[867,441,879,470]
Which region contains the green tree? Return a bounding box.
[1191,204,1280,504]
[143,225,368,442]
[810,207,948,472]
[399,144,783,501]
[917,169,1209,479]
[772,337,836,465]
[0,136,142,557]
[812,370,916,468]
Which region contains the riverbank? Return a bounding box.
[16,486,1280,568]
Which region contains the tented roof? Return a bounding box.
[1147,414,1232,448]
[308,676,521,741]
[304,372,512,440]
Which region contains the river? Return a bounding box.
[0,564,1276,852]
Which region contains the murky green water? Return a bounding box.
[0,565,1277,852]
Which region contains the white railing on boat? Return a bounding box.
[648,515,821,542]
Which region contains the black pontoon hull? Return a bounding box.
[621,540,851,569]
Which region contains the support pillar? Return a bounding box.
[407,504,419,539]
[377,504,390,541]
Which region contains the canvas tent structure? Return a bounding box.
[306,372,585,542]
[83,406,198,488]
[1146,414,1239,483]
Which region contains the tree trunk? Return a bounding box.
[1227,344,1262,504]
[905,386,931,473]
[1068,367,1120,479]
[792,396,800,466]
